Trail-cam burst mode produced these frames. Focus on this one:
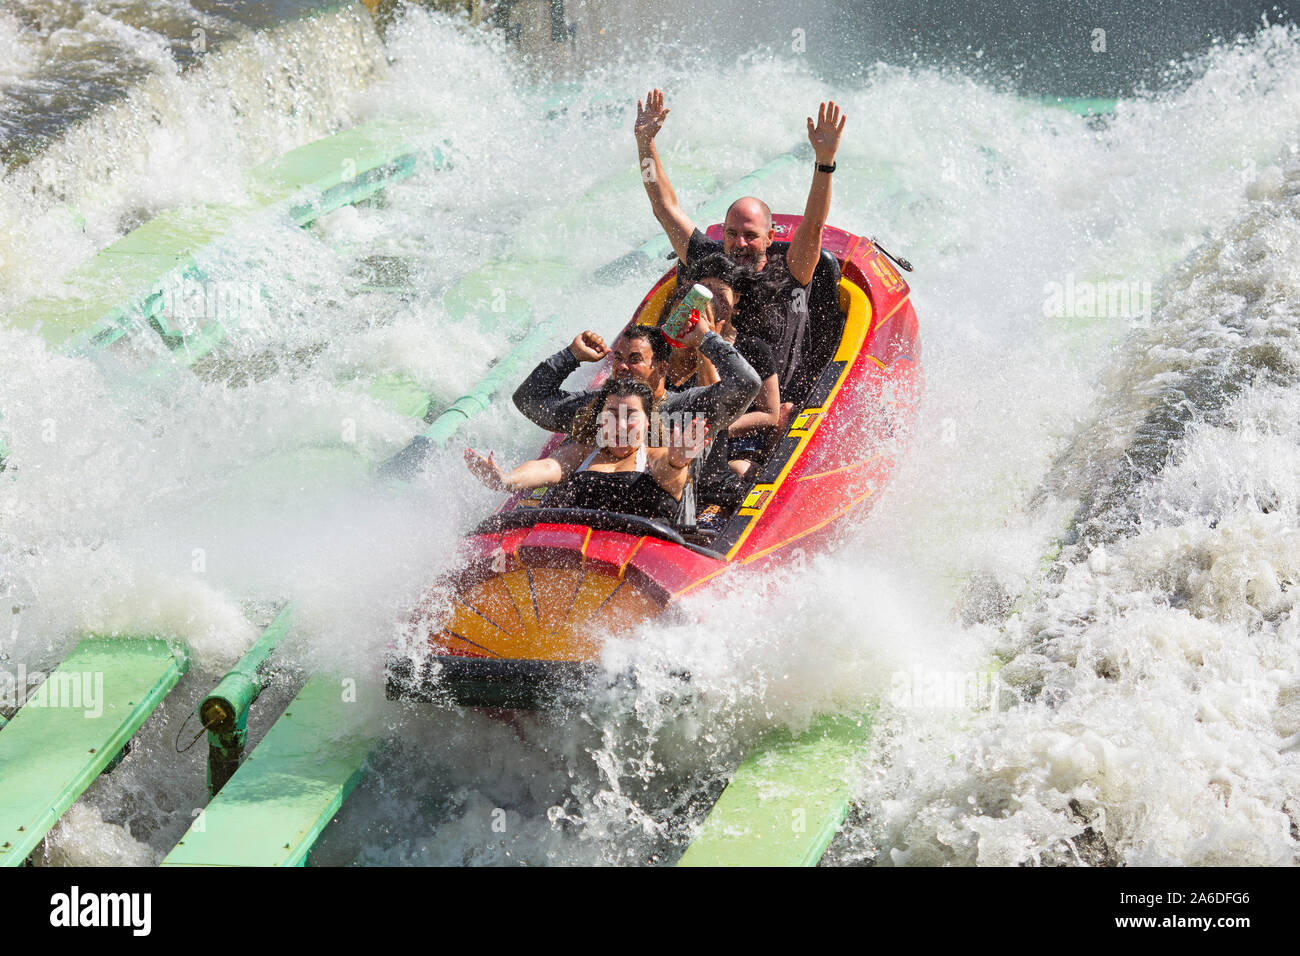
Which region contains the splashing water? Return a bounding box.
[3,3,1299,865]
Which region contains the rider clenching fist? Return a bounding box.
[570,330,608,363]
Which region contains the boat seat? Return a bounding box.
[784,248,844,408]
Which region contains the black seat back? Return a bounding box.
[785,248,844,407]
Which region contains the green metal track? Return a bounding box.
[677,712,873,867]
[0,637,188,866]
[161,673,372,867]
[4,127,853,867]
[0,122,431,864]
[10,119,442,363]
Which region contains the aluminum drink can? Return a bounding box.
[661,283,713,347]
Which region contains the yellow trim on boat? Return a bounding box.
[637,276,677,327]
[677,487,877,598]
[617,536,647,578]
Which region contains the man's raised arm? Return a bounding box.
[787,100,846,287]
[635,89,695,263]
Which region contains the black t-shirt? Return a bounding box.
[733,333,776,383]
[685,228,810,390]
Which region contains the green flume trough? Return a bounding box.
[0,637,188,866]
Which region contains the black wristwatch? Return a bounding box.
[816,161,836,173]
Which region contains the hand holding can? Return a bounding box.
[662,283,713,347]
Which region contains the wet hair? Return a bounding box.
[620,324,672,364]
[570,377,665,447]
[600,378,655,413]
[686,251,743,288]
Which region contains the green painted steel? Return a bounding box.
[375,318,561,478]
[0,637,188,866]
[366,371,439,420]
[10,120,440,361]
[201,605,294,796]
[1,120,446,479]
[677,712,873,867]
[247,119,428,225]
[423,320,560,445]
[161,673,372,867]
[202,606,294,732]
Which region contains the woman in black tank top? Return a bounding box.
[465,380,708,524]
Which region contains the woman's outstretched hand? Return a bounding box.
[667,419,710,468]
[464,447,507,491]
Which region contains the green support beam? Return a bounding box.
[0,637,188,866]
[677,712,873,867]
[376,317,561,478]
[161,673,372,867]
[10,120,442,363]
[247,119,429,226]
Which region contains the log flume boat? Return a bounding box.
[388,215,922,708]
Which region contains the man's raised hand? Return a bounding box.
[635,89,671,143]
[570,330,608,363]
[807,100,846,165]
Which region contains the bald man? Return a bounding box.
[634,90,845,391]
